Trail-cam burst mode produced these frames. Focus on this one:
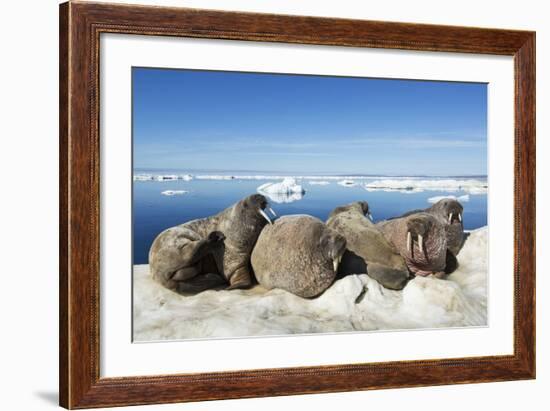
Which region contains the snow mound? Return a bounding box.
[428,194,470,204]
[161,190,189,196]
[133,227,487,341]
[364,179,487,194]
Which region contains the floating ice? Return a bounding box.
[134,174,194,181]
[428,194,470,204]
[308,181,330,185]
[161,190,189,196]
[337,179,357,187]
[133,174,154,181]
[133,228,488,341]
[364,179,487,194]
[257,178,305,203]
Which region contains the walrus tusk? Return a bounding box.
[418,234,423,253]
[448,212,453,223]
[368,212,373,221]
[333,257,340,273]
[268,207,277,217]
[407,231,412,253]
[458,213,462,222]
[259,209,272,225]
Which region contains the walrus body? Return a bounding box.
[394,198,465,256]
[149,194,275,294]
[377,212,450,278]
[326,202,410,290]
[251,215,346,298]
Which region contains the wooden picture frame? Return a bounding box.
[59,1,535,408]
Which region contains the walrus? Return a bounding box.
[149,194,276,294]
[377,212,453,278]
[394,198,465,256]
[251,215,346,298]
[326,201,410,290]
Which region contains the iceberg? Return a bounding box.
[161,190,188,196]
[364,179,487,194]
[133,227,488,341]
[257,178,305,203]
[308,181,330,185]
[428,194,470,204]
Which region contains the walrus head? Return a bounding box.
[241,194,277,225]
[430,198,464,226]
[403,213,447,276]
[319,229,347,273]
[328,201,373,221]
[405,215,433,255]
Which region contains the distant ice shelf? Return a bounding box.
[134,174,193,181]
[364,179,487,194]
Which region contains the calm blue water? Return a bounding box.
[133,175,487,264]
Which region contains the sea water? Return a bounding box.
[132,171,487,264]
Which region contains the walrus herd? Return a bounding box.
[149,194,465,298]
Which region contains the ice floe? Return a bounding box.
[427,194,470,204]
[133,227,488,341]
[337,179,357,187]
[161,190,189,196]
[257,178,305,203]
[364,179,487,194]
[308,181,330,185]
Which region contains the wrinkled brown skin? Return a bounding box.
[149,194,270,294]
[326,202,410,290]
[395,199,465,256]
[251,215,346,298]
[377,213,448,278]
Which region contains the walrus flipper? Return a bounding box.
[176,273,228,294]
[226,265,254,290]
[444,249,458,274]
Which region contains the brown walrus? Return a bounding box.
[376,212,453,278]
[326,201,410,290]
[251,215,346,298]
[149,194,276,294]
[393,198,465,256]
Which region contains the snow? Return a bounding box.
[308,181,330,185]
[133,227,488,341]
[427,194,470,204]
[161,190,189,196]
[364,179,487,194]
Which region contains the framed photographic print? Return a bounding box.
[59,1,535,409]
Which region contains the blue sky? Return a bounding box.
[133,68,487,176]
